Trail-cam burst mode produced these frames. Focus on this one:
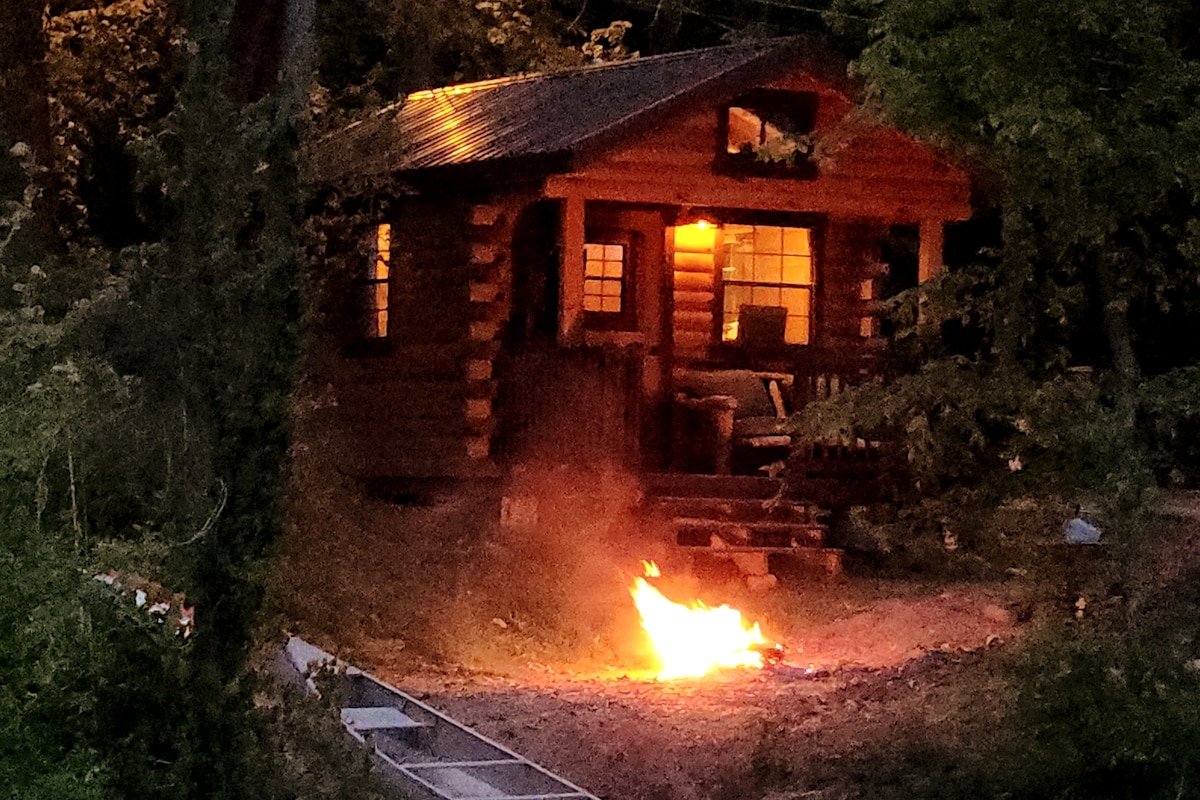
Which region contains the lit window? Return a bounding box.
[723,91,817,176]
[367,223,390,338]
[859,279,876,338]
[720,225,815,345]
[583,242,625,313]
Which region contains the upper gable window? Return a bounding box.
[721,90,818,178]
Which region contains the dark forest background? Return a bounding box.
[2,0,1199,796]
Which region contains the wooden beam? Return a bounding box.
[558,193,585,345]
[918,219,946,283]
[543,173,971,222]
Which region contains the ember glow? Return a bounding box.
[631,561,767,680]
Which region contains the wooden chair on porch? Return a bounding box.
[669,368,794,475]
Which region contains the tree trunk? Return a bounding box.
[1095,255,1140,419]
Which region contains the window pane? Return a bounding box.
[724,285,746,315]
[604,244,624,261]
[752,253,782,283]
[374,283,389,309]
[601,296,621,312]
[725,248,747,281]
[782,255,811,285]
[718,224,816,344]
[784,315,809,344]
[781,287,809,316]
[726,107,762,155]
[603,260,623,279]
[755,226,784,254]
[722,313,740,342]
[584,295,602,311]
[602,280,622,297]
[782,227,810,256]
[584,243,605,261]
[585,257,604,277]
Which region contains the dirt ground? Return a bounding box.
[274,425,1200,799]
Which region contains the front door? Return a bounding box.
[495,202,650,468]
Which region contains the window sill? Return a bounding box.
[583,330,646,348]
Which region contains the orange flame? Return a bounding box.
[631,561,766,680]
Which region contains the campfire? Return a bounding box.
[630,561,781,680]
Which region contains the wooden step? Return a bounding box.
[641,473,785,500]
[647,495,824,524]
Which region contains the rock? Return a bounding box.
[746,574,778,593]
[981,604,1014,626]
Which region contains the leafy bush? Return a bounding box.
[0,522,112,799]
[1006,628,1200,797]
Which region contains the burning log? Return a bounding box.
[751,642,786,668]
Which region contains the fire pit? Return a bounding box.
[630,560,787,680]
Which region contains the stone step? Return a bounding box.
[671,517,826,549]
[687,546,845,583]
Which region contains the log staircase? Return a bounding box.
[640,473,843,588]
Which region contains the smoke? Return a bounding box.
[441,460,681,673]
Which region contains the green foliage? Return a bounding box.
[311,0,594,129]
[788,0,1200,543]
[831,0,1200,375]
[1007,607,1200,798]
[1,1,329,795]
[1139,366,1200,486]
[581,20,637,63]
[0,523,112,800]
[236,674,394,800]
[44,0,178,244]
[793,357,1160,519]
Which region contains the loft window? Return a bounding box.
[722,90,817,178]
[366,223,390,338]
[720,224,815,346]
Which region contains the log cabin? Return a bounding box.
[307,37,972,485]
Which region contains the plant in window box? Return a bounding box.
[753,131,815,166]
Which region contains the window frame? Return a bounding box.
[364,222,392,341]
[716,89,819,180]
[714,221,819,350]
[581,231,637,331]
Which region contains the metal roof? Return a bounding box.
[312,38,803,182]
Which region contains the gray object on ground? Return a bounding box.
[1064,517,1102,545]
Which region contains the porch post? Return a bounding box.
[558,193,585,345]
[918,218,945,283]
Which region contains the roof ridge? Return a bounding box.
[403,36,800,101]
